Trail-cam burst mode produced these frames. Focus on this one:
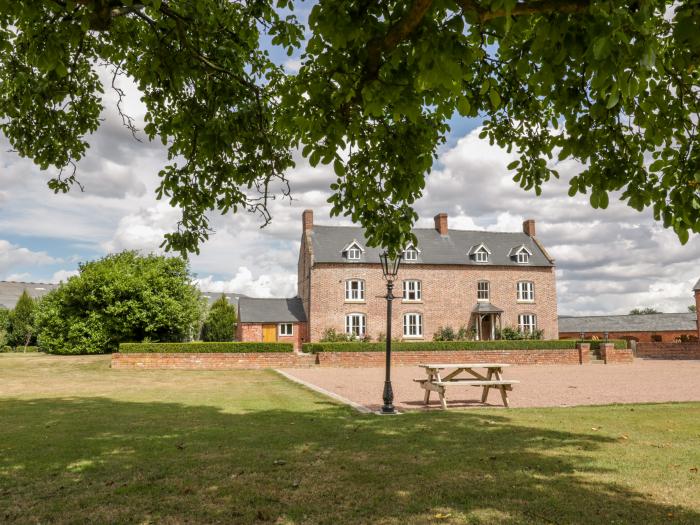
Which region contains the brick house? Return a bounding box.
[296,210,558,342]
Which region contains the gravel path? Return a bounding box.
[279,360,700,411]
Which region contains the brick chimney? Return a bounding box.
[434,213,448,236]
[302,209,313,232]
[523,219,536,237]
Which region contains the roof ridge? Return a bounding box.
[559,312,692,318]
[313,224,528,235]
[0,280,57,285]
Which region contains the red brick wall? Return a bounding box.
[315,349,580,367]
[237,322,305,351]
[559,330,698,343]
[636,342,700,360]
[308,263,558,342]
[696,290,700,339]
[599,343,634,363]
[111,352,316,370]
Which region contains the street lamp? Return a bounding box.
[379,251,402,414]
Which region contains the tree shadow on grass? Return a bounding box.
[0,397,697,524]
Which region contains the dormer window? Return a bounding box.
[403,243,420,262]
[342,240,365,261]
[510,245,533,264]
[469,243,491,263]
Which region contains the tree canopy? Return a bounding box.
[35,251,204,354]
[1,1,698,255]
[201,294,237,342]
[629,307,661,315]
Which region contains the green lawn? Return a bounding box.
[1,354,699,524]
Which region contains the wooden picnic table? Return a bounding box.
[414,363,519,409]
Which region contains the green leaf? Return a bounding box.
[506,160,519,170]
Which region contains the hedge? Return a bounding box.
[119,342,293,353]
[302,339,627,353]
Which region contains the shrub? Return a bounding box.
[302,339,624,353]
[8,291,37,349]
[321,328,372,343]
[433,325,475,341]
[498,326,544,340]
[36,251,206,354]
[201,295,237,342]
[0,307,9,348]
[119,342,292,353]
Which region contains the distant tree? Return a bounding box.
[629,307,661,315]
[689,305,697,313]
[35,251,205,354]
[201,295,237,342]
[8,290,37,350]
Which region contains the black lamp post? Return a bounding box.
[379,251,402,414]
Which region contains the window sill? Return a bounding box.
[477,299,490,302]
[344,300,366,304]
[402,335,424,340]
[517,300,535,304]
[401,300,423,304]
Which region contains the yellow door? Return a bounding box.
[262,324,277,342]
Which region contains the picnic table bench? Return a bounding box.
[414,363,519,409]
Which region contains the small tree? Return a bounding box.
[689,305,697,313]
[0,307,10,349]
[201,295,237,342]
[8,291,36,350]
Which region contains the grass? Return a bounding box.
[0,354,699,524]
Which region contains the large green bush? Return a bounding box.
[303,339,627,353]
[201,295,237,342]
[120,342,292,353]
[36,251,205,354]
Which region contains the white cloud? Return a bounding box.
[51,269,79,283]
[195,267,296,298]
[0,240,58,279]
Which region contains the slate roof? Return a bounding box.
[0,281,58,309]
[200,291,247,307]
[558,313,697,333]
[694,278,700,291]
[310,226,553,267]
[472,302,504,314]
[238,297,307,323]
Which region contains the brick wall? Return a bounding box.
[111,352,316,370]
[308,263,558,342]
[560,330,698,343]
[599,343,634,363]
[636,342,700,360]
[237,322,305,351]
[316,349,580,367]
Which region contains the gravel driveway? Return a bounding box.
[279,360,700,411]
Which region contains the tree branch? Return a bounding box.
[365,0,434,81]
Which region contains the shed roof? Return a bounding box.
[0,281,58,309]
[472,302,504,314]
[310,226,553,267]
[558,313,697,333]
[694,277,700,291]
[238,297,306,323]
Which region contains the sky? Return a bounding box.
[1,12,699,316]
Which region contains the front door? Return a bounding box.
[262,324,277,342]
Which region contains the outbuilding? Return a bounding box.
[236,297,307,351]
